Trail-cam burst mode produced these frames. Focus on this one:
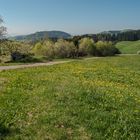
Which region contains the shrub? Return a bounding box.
[43,41,55,60]
[32,41,55,60]
[0,40,33,62]
[54,39,76,58]
[54,39,68,58]
[32,42,44,56]
[11,52,29,61]
[95,41,117,56]
[10,51,39,62]
[66,42,77,58]
[79,38,95,56]
[0,40,31,55]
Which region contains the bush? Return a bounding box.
[11,51,39,62]
[54,39,76,58]
[11,52,28,61]
[0,40,33,62]
[79,38,95,56]
[32,42,44,56]
[32,41,55,60]
[43,41,55,60]
[66,42,77,58]
[95,41,117,56]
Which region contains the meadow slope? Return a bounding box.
[0,55,140,139]
[116,40,140,54]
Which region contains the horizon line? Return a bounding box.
[7,28,140,37]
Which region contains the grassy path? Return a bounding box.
[0,57,101,71]
[0,61,72,71]
[0,55,139,71]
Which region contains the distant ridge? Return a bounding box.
[9,29,140,41]
[100,29,134,35]
[9,31,72,41]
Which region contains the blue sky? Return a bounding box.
[0,0,140,35]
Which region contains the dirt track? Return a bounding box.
[0,61,71,71]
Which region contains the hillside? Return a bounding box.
[100,29,134,35]
[116,40,140,54]
[80,29,140,42]
[10,31,72,41]
[0,55,140,139]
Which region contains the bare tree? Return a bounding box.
[0,16,7,38]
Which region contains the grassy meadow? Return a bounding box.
[0,55,140,139]
[116,40,140,54]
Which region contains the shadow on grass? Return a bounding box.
[5,57,43,64]
[0,124,10,137]
[0,123,20,138]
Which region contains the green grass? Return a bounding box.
[116,40,140,54]
[0,55,140,139]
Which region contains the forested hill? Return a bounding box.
[80,29,140,42]
[9,29,140,42]
[10,31,72,41]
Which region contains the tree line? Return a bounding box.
[73,30,140,42]
[0,38,120,62]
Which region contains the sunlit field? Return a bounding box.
[0,55,140,139]
[116,40,140,54]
